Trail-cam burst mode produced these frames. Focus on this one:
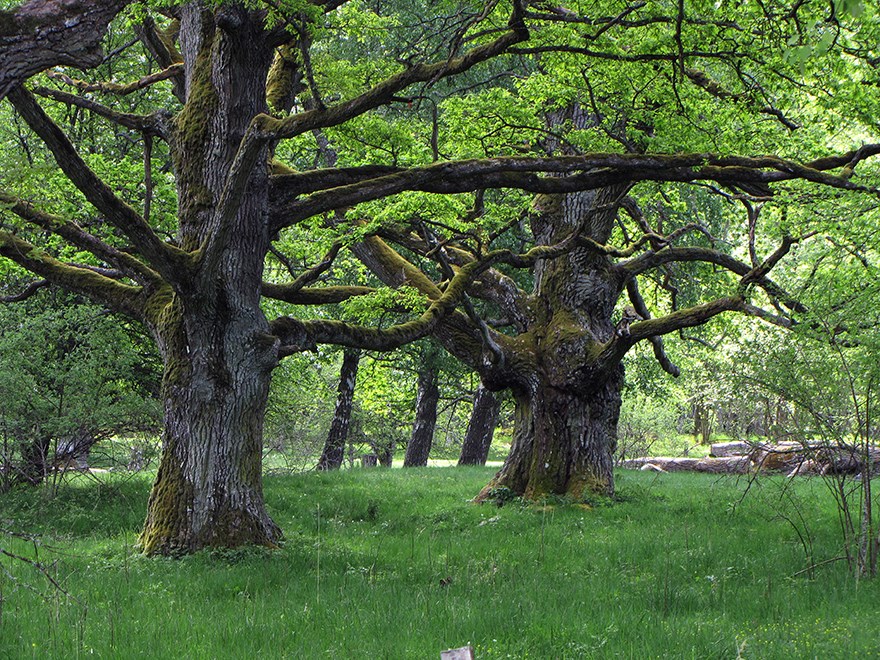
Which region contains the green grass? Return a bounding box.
[2,468,880,658]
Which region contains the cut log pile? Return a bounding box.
[622,441,880,477]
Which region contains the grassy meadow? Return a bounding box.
[2,467,880,658]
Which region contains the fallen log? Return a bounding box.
[710,441,751,458]
[623,456,751,474]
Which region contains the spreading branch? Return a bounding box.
[270,148,880,231]
[0,191,161,284]
[618,245,807,314]
[31,85,165,136]
[270,257,492,355]
[7,86,191,283]
[46,63,184,96]
[262,3,529,140]
[601,295,747,366]
[0,229,143,317]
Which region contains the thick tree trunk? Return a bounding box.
[139,298,281,554]
[458,385,500,466]
[403,365,440,467]
[475,186,629,500]
[478,369,623,499]
[139,7,281,554]
[317,349,360,470]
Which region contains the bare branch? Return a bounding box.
[743,302,794,328]
[740,233,814,287]
[263,7,529,140]
[134,16,185,102]
[283,242,343,292]
[262,283,374,305]
[619,245,806,314]
[626,279,680,376]
[46,63,184,96]
[31,85,164,135]
[0,278,49,303]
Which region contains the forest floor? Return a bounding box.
[2,467,879,658]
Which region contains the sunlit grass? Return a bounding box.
[2,468,879,658]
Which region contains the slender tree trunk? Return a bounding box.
[403,365,440,467]
[317,349,360,470]
[458,385,500,466]
[18,434,50,486]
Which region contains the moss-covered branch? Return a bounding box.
[270,259,480,353]
[0,229,143,318]
[627,296,746,342]
[268,235,533,354]
[134,15,185,102]
[596,295,746,369]
[7,86,192,283]
[0,190,161,284]
[269,147,880,232]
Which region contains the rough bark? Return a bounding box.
[138,7,281,554]
[317,349,360,470]
[0,0,130,100]
[478,369,624,499]
[403,364,440,467]
[458,385,500,466]
[473,186,628,499]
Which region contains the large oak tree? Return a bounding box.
[0,0,877,553]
